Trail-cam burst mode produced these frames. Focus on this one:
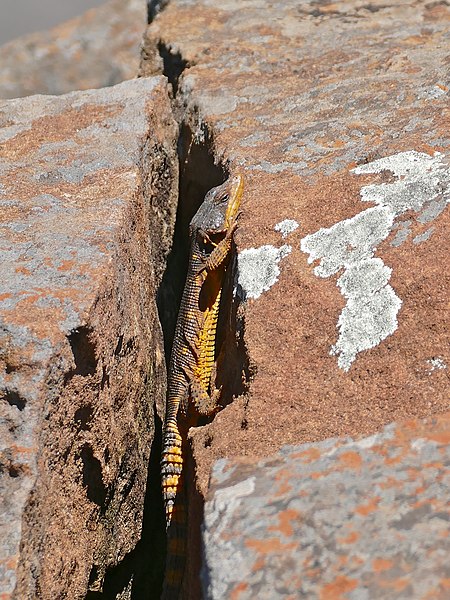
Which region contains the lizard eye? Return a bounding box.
[217,192,229,204]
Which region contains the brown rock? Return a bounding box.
[144,0,450,484]
[203,411,450,599]
[0,77,178,599]
[142,1,449,595]
[0,0,146,99]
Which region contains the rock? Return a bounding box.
[143,0,450,487]
[0,0,146,99]
[0,77,178,599]
[203,412,450,599]
[142,0,450,595]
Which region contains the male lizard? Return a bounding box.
[161,174,243,599]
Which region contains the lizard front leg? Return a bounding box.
[199,220,238,272]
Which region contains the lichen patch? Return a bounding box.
[301,151,449,371]
[237,244,291,300]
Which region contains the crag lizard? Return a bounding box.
[161,174,243,599]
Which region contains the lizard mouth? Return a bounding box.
[224,174,244,228]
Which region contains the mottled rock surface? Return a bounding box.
[0,0,146,99]
[143,0,449,482]
[203,412,450,599]
[142,1,449,596]
[0,77,178,599]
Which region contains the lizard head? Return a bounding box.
[190,174,243,236]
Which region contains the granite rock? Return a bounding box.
[203,412,450,599]
[142,1,449,596]
[0,77,178,599]
[0,0,146,99]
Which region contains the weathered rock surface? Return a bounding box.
[0,0,146,99]
[143,0,450,484]
[142,0,449,595]
[203,411,450,599]
[0,77,178,599]
[1,0,448,597]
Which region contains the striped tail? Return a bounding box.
[161,412,187,599]
[161,412,183,527]
[161,482,187,599]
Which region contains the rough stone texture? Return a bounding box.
[143,0,450,483]
[0,0,146,100]
[203,412,450,599]
[0,77,178,599]
[142,1,449,596]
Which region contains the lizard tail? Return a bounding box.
[161,414,183,527]
[161,481,187,600]
[161,415,187,598]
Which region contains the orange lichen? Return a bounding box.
[296,447,323,462]
[428,431,450,444]
[268,508,300,537]
[372,558,394,572]
[337,531,360,544]
[230,582,249,600]
[354,496,380,516]
[245,537,297,554]
[57,260,76,271]
[320,575,358,599]
[339,451,363,469]
[274,479,293,496]
[15,266,32,275]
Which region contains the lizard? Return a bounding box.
[160,173,243,599]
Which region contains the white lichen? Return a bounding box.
[352,150,449,215]
[274,219,299,238]
[301,151,450,371]
[237,244,291,300]
[302,206,394,278]
[427,357,447,373]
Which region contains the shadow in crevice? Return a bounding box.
[130,408,166,600]
[156,119,255,599]
[2,388,26,410]
[157,41,189,96]
[85,409,165,600]
[147,0,170,24]
[66,326,97,382]
[80,444,108,508]
[157,122,225,362]
[156,121,226,600]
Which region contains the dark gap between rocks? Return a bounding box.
[147,0,171,23]
[156,120,225,600]
[66,326,97,378]
[156,118,253,598]
[157,41,189,96]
